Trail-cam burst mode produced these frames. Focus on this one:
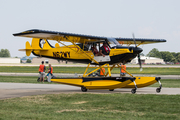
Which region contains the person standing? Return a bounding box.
[120,63,126,76]
[99,67,105,76]
[39,61,46,82]
[46,64,53,79]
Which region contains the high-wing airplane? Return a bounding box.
[13,29,166,94]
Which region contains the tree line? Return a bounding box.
[0,49,11,57]
[147,48,180,63]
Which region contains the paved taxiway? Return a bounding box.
[0,83,180,100]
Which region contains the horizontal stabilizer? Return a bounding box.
[19,41,48,56]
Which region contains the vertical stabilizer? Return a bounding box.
[25,41,32,56]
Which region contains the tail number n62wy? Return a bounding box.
[53,51,70,58]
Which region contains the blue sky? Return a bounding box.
[0,0,179,57]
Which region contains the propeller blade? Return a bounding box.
[132,33,137,47]
[133,33,142,71]
[138,54,143,71]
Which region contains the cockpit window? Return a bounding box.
[107,38,121,48]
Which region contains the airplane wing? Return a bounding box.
[13,29,166,44]
[116,37,166,45]
[13,29,106,43]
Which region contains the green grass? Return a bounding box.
[0,93,179,120]
[126,67,180,75]
[0,76,37,83]
[0,66,180,75]
[0,76,56,84]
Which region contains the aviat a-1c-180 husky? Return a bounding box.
[13,29,166,94]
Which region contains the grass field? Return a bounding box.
[0,66,180,75]
[0,76,57,84]
[0,93,180,120]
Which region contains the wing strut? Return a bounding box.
[83,63,110,77]
[64,36,99,64]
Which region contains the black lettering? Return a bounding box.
[53,51,71,58]
[57,52,60,58]
[64,52,67,57]
[68,52,70,57]
[53,52,57,57]
[60,52,63,58]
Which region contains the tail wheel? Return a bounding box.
[81,87,87,92]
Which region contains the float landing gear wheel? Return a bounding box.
[131,79,137,94]
[109,89,114,91]
[156,88,161,93]
[131,88,136,94]
[156,77,162,93]
[81,86,87,92]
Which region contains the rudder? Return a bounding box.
[26,41,32,56]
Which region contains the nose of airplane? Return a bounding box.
[133,47,143,54]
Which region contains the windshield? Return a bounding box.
[107,38,121,47]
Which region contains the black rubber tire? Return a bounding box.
[81,87,87,92]
[156,88,161,93]
[131,89,136,94]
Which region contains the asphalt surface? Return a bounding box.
[0,82,180,100]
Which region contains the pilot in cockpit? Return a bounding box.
[99,42,110,57]
[91,43,99,56]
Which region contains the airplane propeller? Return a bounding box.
[132,33,143,71]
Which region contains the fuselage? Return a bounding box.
[32,38,143,65]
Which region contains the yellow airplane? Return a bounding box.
[13,29,166,94]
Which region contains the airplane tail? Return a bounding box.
[19,38,50,56]
[19,41,32,56]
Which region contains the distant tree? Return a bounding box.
[177,54,180,62]
[0,49,11,57]
[26,59,31,63]
[147,48,180,63]
[171,57,177,63]
[147,48,161,58]
[171,52,177,58]
[160,51,174,62]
